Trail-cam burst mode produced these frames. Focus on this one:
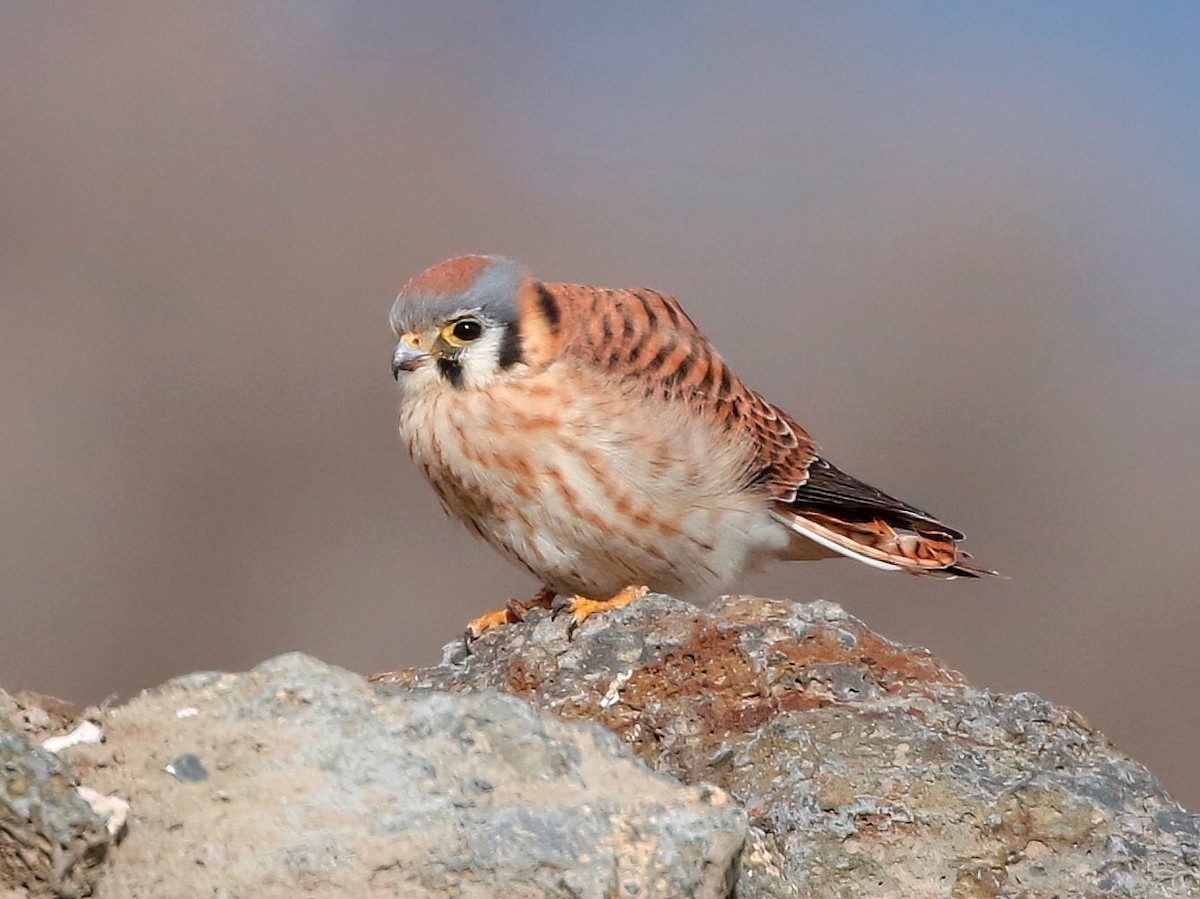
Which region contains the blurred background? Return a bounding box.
[2,3,1198,807]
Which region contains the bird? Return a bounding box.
[390,255,994,639]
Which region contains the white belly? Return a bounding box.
[398,364,788,598]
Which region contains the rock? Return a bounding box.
[8,594,1199,897]
[0,717,116,899]
[377,594,1200,898]
[76,652,746,898]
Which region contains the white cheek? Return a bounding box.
[459,331,506,390]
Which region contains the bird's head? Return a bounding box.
[389,255,533,391]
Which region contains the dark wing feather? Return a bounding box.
[792,457,964,538]
[543,279,993,578]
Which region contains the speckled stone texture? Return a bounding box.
[69,653,745,898]
[0,715,113,899]
[7,594,1199,897]
[377,594,1200,898]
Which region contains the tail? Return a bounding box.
[770,456,998,578]
[773,508,995,578]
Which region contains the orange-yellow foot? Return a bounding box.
[463,587,557,646]
[555,585,649,637]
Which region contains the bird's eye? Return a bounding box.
[450,319,483,342]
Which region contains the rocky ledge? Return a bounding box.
[4,594,1198,897]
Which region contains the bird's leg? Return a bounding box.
[464,586,558,643]
[554,585,650,637]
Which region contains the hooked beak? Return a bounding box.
[392,336,431,379]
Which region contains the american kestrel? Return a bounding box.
[390,256,993,638]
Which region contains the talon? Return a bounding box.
[563,585,649,638]
[464,606,513,641]
[506,586,558,622]
[550,594,573,618]
[463,587,559,641]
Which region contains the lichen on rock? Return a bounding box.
[5,594,1198,897]
[379,594,1200,898]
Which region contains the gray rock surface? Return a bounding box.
[0,711,114,899]
[70,652,745,898]
[380,594,1200,898]
[6,594,1198,897]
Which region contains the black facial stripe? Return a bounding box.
[497,319,523,369]
[536,284,561,334]
[437,357,464,388]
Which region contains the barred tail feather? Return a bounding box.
[772,509,996,579]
